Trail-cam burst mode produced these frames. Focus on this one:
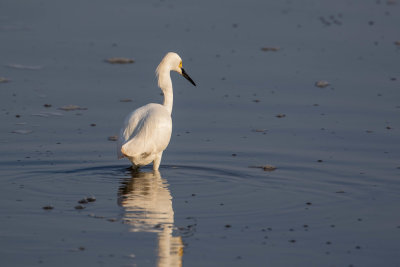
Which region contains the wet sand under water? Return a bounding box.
[1,0,400,266]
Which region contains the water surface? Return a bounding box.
[1,0,400,266]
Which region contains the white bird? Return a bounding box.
[117,52,196,170]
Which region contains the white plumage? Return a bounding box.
[117,52,196,170]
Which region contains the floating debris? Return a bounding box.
[74,205,85,210]
[43,104,52,108]
[6,63,43,70]
[78,198,88,204]
[90,123,96,127]
[315,80,330,88]
[12,129,33,135]
[261,47,280,52]
[86,196,96,202]
[249,165,277,171]
[276,114,286,118]
[59,105,88,111]
[0,77,10,83]
[252,129,268,133]
[108,135,118,141]
[42,205,54,210]
[120,98,133,102]
[105,57,135,64]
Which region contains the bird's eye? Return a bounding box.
[179,61,182,68]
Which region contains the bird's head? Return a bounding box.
[157,52,196,86]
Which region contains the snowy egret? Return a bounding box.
[117,52,196,170]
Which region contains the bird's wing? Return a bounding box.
[117,104,172,159]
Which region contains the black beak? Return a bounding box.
[181,68,196,86]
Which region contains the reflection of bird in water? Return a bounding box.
[118,168,183,267]
[117,52,196,170]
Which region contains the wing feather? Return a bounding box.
[117,104,172,160]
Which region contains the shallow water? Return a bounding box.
[1,0,400,266]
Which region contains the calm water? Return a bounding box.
[1,0,400,266]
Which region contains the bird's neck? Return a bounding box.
[163,90,173,115]
[158,69,173,115]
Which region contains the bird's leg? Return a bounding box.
[153,152,163,170]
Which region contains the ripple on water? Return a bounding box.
[4,157,376,228]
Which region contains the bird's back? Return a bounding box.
[117,103,172,163]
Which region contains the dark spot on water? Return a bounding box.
[105,57,134,64]
[326,241,332,245]
[306,202,312,205]
[276,113,286,118]
[108,135,118,141]
[107,218,117,222]
[336,190,345,193]
[43,104,52,108]
[75,205,85,210]
[231,153,237,157]
[90,123,96,127]
[261,47,280,52]
[386,126,392,129]
[191,193,196,197]
[87,196,96,202]
[355,245,361,249]
[262,165,277,171]
[78,198,88,204]
[330,224,335,228]
[15,114,20,118]
[289,239,296,243]
[42,205,54,210]
[225,224,232,228]
[78,246,85,251]
[357,218,362,222]
[317,159,323,162]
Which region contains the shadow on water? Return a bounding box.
[118,168,183,267]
